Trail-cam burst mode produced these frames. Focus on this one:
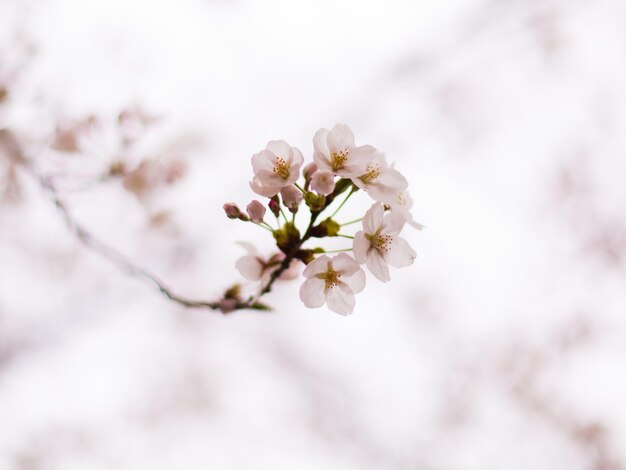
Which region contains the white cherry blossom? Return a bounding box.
[299,253,366,315]
[353,203,416,282]
[388,189,424,230]
[235,242,299,283]
[250,140,304,197]
[313,123,377,177]
[351,151,408,204]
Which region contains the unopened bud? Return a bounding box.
[246,200,266,223]
[223,202,249,221]
[303,162,318,182]
[280,185,303,212]
[269,196,280,218]
[310,170,335,196]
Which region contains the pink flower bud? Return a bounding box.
[268,197,280,218]
[280,185,303,212]
[223,202,248,220]
[302,162,318,181]
[310,170,335,196]
[246,200,266,223]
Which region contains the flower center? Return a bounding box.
[321,268,341,290]
[273,157,290,180]
[331,149,349,171]
[366,232,393,252]
[359,163,381,185]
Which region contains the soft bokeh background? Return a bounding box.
[1,0,626,468]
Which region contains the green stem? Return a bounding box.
[337,234,354,239]
[328,186,355,219]
[279,207,289,224]
[323,248,353,254]
[340,217,362,227]
[254,222,274,233]
[261,221,276,232]
[294,183,306,194]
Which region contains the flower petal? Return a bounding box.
[250,177,280,197]
[353,231,369,264]
[385,237,416,268]
[331,253,360,276]
[362,202,384,234]
[265,140,291,159]
[381,211,407,237]
[313,128,329,156]
[302,255,330,279]
[343,267,366,294]
[325,282,356,315]
[366,250,391,282]
[235,255,264,280]
[326,123,355,154]
[299,278,326,308]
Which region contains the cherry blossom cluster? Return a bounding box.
[224,124,422,315]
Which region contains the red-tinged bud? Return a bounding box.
[223,202,249,221]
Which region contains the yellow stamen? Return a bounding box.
[359,163,381,185]
[273,157,290,180]
[331,149,349,171]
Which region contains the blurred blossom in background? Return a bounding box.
[1,0,626,468]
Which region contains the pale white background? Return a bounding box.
[1,0,626,468]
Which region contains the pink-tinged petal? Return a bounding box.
[366,250,391,282]
[381,211,407,236]
[362,202,384,234]
[377,166,408,191]
[353,231,369,264]
[310,170,335,195]
[313,128,329,156]
[251,150,275,173]
[250,177,280,197]
[313,151,333,172]
[326,123,355,154]
[343,145,377,175]
[289,146,304,167]
[235,241,258,255]
[265,140,291,159]
[280,259,301,280]
[385,237,416,268]
[302,255,330,279]
[331,253,360,276]
[343,267,366,294]
[299,278,326,308]
[325,282,356,315]
[366,184,401,205]
[407,217,425,230]
[235,255,264,280]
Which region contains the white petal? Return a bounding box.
[313,128,329,156]
[302,255,330,279]
[299,278,326,308]
[377,166,408,191]
[366,183,401,205]
[289,146,304,167]
[353,232,369,264]
[235,255,263,280]
[325,283,355,315]
[265,140,291,158]
[331,253,360,276]
[362,202,384,234]
[313,151,333,172]
[385,237,416,268]
[343,268,366,294]
[343,144,377,175]
[381,211,407,237]
[251,150,276,174]
[326,123,355,154]
[366,250,391,282]
[236,241,258,255]
[249,177,280,197]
